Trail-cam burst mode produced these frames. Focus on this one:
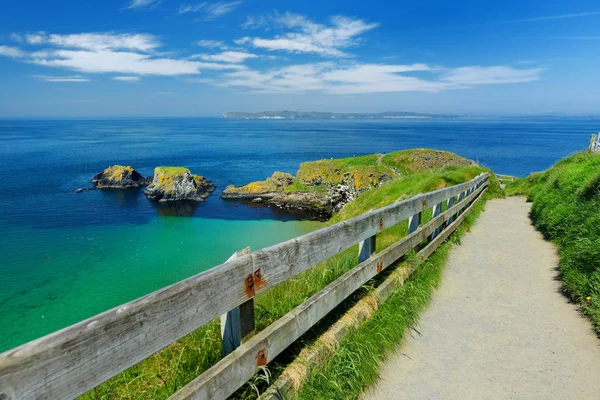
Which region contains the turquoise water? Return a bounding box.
[0,117,597,351]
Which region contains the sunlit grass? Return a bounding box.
[505,151,600,334]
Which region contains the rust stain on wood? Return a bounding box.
[379,218,384,231]
[257,349,267,366]
[376,261,383,273]
[253,268,266,291]
[245,274,255,298]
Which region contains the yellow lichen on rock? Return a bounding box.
[145,166,215,202]
[222,172,294,195]
[104,165,134,182]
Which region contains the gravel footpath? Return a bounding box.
[364,197,600,400]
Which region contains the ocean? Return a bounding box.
[0,117,595,351]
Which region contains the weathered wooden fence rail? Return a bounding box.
[0,173,490,400]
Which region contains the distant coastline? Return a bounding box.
[222,110,600,120]
[222,110,454,120]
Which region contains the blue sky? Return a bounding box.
[1,0,599,117]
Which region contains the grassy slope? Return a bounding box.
[506,151,600,333]
[82,157,499,400]
[296,190,491,400]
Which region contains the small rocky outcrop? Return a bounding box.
[92,165,151,189]
[144,166,215,202]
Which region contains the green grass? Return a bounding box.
[295,190,491,400]
[81,162,498,400]
[505,151,600,334]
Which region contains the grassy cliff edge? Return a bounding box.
[506,151,600,333]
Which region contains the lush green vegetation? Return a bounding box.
[82,159,499,400]
[505,151,600,333]
[296,193,489,400]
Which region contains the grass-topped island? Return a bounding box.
[222,149,476,219]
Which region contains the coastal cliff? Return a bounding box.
[144,166,215,202]
[222,149,476,218]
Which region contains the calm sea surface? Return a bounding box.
[0,117,596,351]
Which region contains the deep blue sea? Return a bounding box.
[0,117,596,351]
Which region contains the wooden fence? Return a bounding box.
[0,173,490,400]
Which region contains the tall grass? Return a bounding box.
[505,151,600,333]
[82,164,498,399]
[294,191,490,400]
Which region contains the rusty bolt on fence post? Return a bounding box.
[245,274,255,297]
[257,349,267,366]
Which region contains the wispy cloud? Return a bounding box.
[178,1,242,21]
[0,45,26,58]
[196,39,227,48]
[441,66,545,85]
[125,0,161,10]
[191,51,257,63]
[241,15,269,30]
[33,75,90,82]
[219,63,544,94]
[512,11,600,23]
[113,76,141,82]
[1,31,245,76]
[24,32,160,52]
[236,13,378,57]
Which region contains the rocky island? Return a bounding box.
[92,165,152,189]
[222,149,476,219]
[144,166,215,202]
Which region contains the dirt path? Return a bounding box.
[364,197,600,400]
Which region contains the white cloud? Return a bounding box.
[126,0,161,9]
[0,45,25,58]
[238,13,378,57]
[25,32,160,52]
[33,75,90,82]
[178,1,242,20]
[219,62,544,94]
[113,76,140,82]
[3,31,246,76]
[441,66,544,85]
[196,39,227,48]
[193,51,257,63]
[32,49,205,75]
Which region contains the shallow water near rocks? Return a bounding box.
[0,117,595,351]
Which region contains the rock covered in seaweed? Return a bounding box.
[92,165,151,188]
[144,166,215,202]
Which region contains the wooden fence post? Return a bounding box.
[358,235,377,263]
[446,196,456,225]
[408,211,421,234]
[456,190,466,216]
[429,201,443,240]
[221,247,254,356]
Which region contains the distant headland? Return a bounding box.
[222,110,456,120]
[222,110,600,120]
